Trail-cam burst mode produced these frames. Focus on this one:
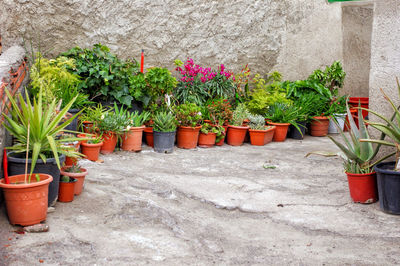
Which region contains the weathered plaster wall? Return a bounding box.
[0,0,342,80]
[342,4,373,97]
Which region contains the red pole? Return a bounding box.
[140,49,144,73]
[3,148,9,184]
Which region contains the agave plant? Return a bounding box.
[153,111,177,132]
[3,89,82,175]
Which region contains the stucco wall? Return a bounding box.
[342,4,373,97]
[369,0,400,139]
[0,0,342,80]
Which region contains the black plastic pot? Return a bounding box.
[288,121,307,140]
[64,108,80,132]
[374,161,400,215]
[7,152,65,207]
[153,131,176,153]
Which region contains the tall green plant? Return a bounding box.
[3,89,82,175]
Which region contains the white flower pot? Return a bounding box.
[328,113,346,134]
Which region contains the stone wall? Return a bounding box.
[0,0,342,80]
[342,3,373,97]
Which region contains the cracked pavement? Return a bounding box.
[1,135,400,265]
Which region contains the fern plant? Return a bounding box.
[153,112,177,132]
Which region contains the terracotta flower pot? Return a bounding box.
[348,97,369,119]
[101,131,118,154]
[346,172,378,204]
[0,174,53,226]
[143,127,154,147]
[198,132,216,148]
[227,125,249,146]
[177,126,201,149]
[216,125,228,146]
[122,125,145,151]
[249,126,276,146]
[82,121,94,133]
[310,116,330,137]
[81,142,103,161]
[58,177,77,203]
[60,167,89,195]
[64,141,80,167]
[268,122,290,142]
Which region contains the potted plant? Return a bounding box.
[307,105,389,203]
[248,114,276,146]
[328,95,348,134]
[175,103,202,149]
[60,164,89,195]
[198,123,225,148]
[3,89,82,206]
[153,111,177,153]
[287,93,314,140]
[0,173,53,226]
[227,103,250,146]
[122,110,150,151]
[307,94,331,137]
[58,175,77,203]
[79,104,108,133]
[206,98,233,146]
[60,133,81,167]
[80,137,103,161]
[265,103,301,142]
[360,83,400,213]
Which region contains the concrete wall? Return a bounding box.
[0,0,342,80]
[342,4,373,97]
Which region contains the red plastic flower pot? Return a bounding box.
[227,125,249,146]
[82,121,94,133]
[0,174,53,226]
[81,142,103,161]
[177,126,201,149]
[198,132,216,148]
[348,97,369,119]
[122,126,145,151]
[249,126,276,146]
[346,172,378,204]
[310,116,330,137]
[101,131,118,154]
[60,167,88,195]
[143,127,154,147]
[268,122,290,142]
[58,177,77,203]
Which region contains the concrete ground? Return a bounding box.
[1,135,400,265]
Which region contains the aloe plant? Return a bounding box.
[3,89,82,176]
[153,112,177,132]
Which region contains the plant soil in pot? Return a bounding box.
[143,127,154,147]
[60,166,88,195]
[0,174,53,226]
[346,172,378,204]
[7,152,65,207]
[177,126,201,149]
[268,122,290,142]
[374,162,400,214]
[100,131,117,154]
[58,176,77,202]
[122,126,145,151]
[328,114,346,134]
[198,132,216,148]
[310,116,330,137]
[81,140,103,161]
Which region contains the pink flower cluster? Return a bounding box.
[176,58,234,84]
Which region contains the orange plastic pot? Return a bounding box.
[268,122,290,142]
[346,172,378,204]
[0,174,53,226]
[122,125,145,151]
[100,131,117,154]
[143,127,154,147]
[64,141,80,167]
[198,132,216,148]
[82,121,94,133]
[60,167,88,195]
[249,126,276,146]
[177,126,201,149]
[310,116,330,137]
[216,125,228,146]
[58,177,77,202]
[81,142,103,161]
[348,97,369,119]
[227,125,249,146]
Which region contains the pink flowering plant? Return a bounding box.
[174,59,236,105]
